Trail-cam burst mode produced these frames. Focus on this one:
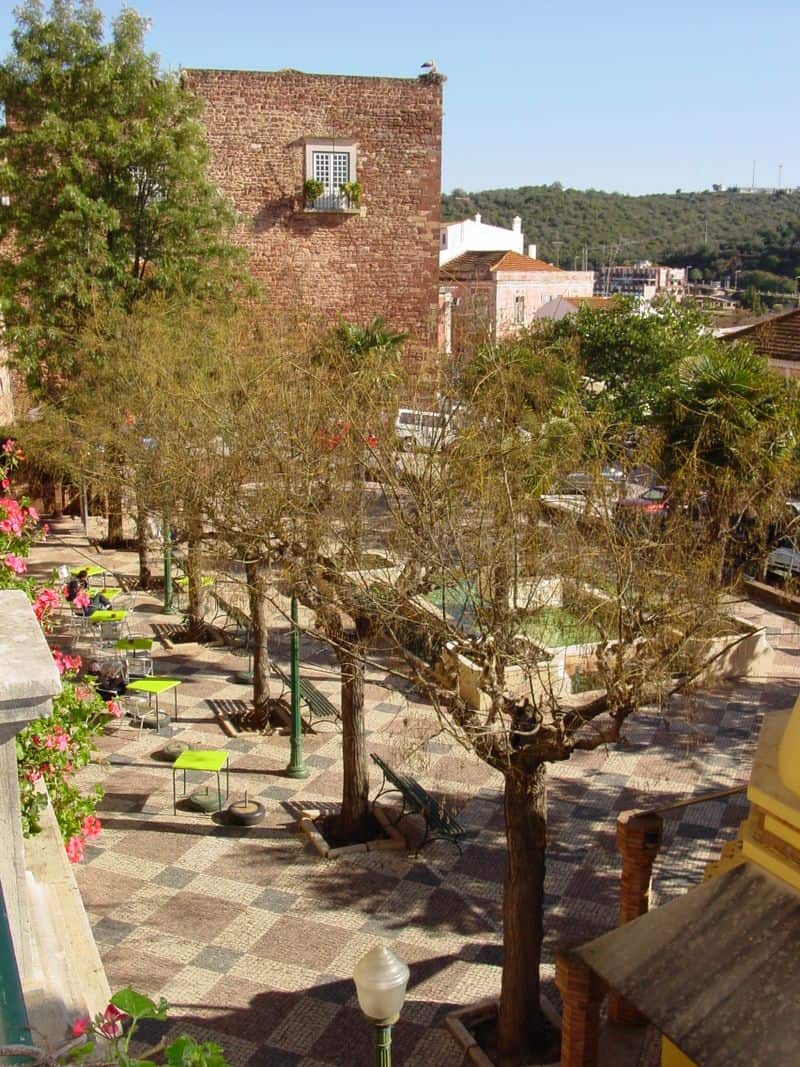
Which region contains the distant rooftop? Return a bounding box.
[441,250,561,281]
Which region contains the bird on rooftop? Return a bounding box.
[420,60,438,74]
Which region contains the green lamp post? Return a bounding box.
[285,595,309,779]
[162,518,174,615]
[353,946,410,1067]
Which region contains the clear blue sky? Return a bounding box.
[2,0,798,196]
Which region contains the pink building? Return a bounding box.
[439,250,595,350]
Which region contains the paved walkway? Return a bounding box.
[28,519,800,1065]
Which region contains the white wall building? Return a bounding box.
[440,213,527,265]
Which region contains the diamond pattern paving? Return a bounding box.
[32,523,799,1065]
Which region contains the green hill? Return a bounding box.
[441,185,800,283]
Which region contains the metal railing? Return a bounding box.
[0,882,33,1064]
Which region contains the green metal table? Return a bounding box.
[172,749,230,814]
[87,608,128,644]
[126,676,181,732]
[69,564,110,587]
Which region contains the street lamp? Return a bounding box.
[284,595,308,779]
[353,946,409,1067]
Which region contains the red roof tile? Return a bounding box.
[440,250,561,281]
[721,307,800,362]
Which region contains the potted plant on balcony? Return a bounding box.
[302,178,325,208]
[340,180,363,208]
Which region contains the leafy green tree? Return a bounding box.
[555,295,712,421]
[0,0,241,395]
[656,342,799,545]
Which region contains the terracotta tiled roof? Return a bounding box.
[440,250,561,281]
[721,307,800,362]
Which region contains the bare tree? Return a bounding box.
[304,325,797,1064]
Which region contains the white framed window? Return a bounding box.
[304,139,357,211]
[514,294,525,325]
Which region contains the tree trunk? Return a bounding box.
[107,485,124,544]
[134,503,153,590]
[337,638,370,841]
[245,556,271,713]
[41,475,61,518]
[185,524,205,641]
[497,762,548,1066]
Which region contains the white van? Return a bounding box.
[394,408,457,451]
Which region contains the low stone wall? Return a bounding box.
[23,784,111,1045]
[0,590,110,1049]
[440,643,572,712]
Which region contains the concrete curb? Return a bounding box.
[445,994,561,1067]
[298,801,408,859]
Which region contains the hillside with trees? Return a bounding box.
[441,185,800,285]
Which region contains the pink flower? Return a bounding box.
[1,439,13,454]
[1,478,9,491]
[0,498,25,535]
[70,1015,92,1038]
[98,1003,126,1039]
[4,553,27,574]
[25,769,41,783]
[65,836,85,864]
[73,590,91,610]
[44,731,69,752]
[25,505,38,521]
[76,685,93,701]
[106,700,122,719]
[81,815,102,840]
[52,649,82,675]
[33,587,61,620]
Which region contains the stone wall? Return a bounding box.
[186,69,443,347]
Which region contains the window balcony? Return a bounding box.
[303,190,360,215]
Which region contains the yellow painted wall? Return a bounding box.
[662,1036,697,1067]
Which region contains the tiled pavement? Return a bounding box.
[31,522,800,1065]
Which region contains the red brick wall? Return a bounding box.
[186,69,443,346]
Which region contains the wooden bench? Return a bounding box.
[370,752,466,854]
[274,662,339,727]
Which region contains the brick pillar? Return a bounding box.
[607,809,663,1025]
[556,947,604,1067]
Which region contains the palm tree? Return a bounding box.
[657,340,798,571]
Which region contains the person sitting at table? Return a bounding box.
[65,569,111,615]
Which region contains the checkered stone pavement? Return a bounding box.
[33,526,799,1065]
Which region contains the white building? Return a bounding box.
[440,213,529,265]
[595,262,687,301]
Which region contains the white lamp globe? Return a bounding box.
[353,945,410,1022]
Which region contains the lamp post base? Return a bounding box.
[284,760,310,779]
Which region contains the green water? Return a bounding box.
[426,584,598,647]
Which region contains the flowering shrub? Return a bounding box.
[33,585,62,626]
[0,988,231,1066]
[2,444,110,859]
[16,673,111,852]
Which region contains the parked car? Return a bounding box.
[614,485,671,519]
[765,537,800,583]
[615,486,710,525]
[563,466,626,496]
[394,408,457,452]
